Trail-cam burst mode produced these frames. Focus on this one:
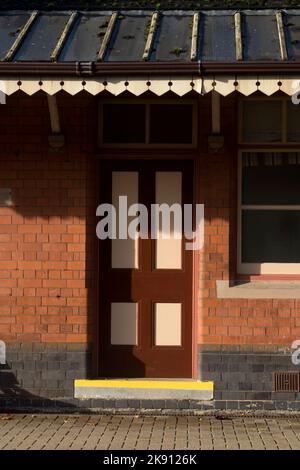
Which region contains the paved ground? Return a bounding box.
[1,413,300,450]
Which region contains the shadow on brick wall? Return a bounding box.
[0,362,33,397]
[0,91,98,399]
[0,362,78,409]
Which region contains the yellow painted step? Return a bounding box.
[75,379,213,391]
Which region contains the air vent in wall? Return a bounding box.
[274,372,300,392]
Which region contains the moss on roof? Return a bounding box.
[1,1,300,11]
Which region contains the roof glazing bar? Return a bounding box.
[191,12,200,61]
[4,10,39,61]
[234,11,243,61]
[50,11,79,62]
[97,12,118,62]
[276,11,288,61]
[143,12,159,61]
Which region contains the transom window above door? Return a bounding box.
[99,99,197,148]
[238,151,300,275]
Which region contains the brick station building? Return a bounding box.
[1,7,300,410]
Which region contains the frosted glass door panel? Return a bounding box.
[112,171,138,269]
[111,303,138,345]
[154,303,182,346]
[155,172,182,269]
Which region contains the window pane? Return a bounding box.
[111,303,138,345]
[112,172,139,269]
[150,104,193,144]
[287,101,300,142]
[102,104,146,143]
[242,100,282,142]
[154,303,181,346]
[155,172,182,270]
[242,210,300,263]
[242,152,300,205]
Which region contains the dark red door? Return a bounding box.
[99,160,193,378]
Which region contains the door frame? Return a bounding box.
[92,150,200,380]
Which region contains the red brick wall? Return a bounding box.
[198,94,300,347]
[0,91,98,344]
[0,91,298,350]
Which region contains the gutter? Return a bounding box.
[1,61,300,77]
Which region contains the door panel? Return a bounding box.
[111,171,139,269]
[110,303,138,346]
[155,171,182,269]
[99,160,193,378]
[154,303,182,346]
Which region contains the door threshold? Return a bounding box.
[74,379,213,401]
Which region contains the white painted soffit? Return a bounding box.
[0,76,300,97]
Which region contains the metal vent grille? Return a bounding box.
[274,372,300,392]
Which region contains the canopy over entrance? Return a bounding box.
[1,9,300,97]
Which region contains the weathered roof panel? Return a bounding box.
[200,13,236,62]
[1,9,300,63]
[151,14,192,61]
[285,12,300,60]
[0,12,29,60]
[243,11,281,61]
[107,13,150,62]
[14,13,70,61]
[59,12,110,62]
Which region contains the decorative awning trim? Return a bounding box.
[0,76,300,97]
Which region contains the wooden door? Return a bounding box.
[99,160,193,378]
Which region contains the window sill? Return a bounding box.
[216,280,300,299]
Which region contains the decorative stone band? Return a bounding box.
[0,75,300,97]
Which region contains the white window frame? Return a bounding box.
[237,149,300,275]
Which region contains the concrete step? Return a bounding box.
[74,379,214,400]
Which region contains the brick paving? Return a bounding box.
[1,414,300,450]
